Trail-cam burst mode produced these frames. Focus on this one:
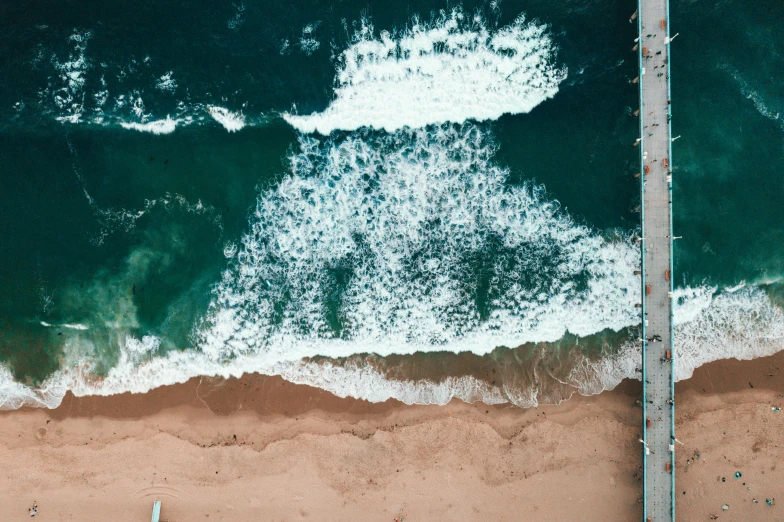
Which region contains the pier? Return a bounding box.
[635,0,676,520]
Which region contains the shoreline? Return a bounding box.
[2,352,784,520]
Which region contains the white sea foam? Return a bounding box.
[78,188,223,245]
[40,34,251,130]
[284,11,566,134]
[125,335,161,356]
[275,360,508,405]
[0,335,509,409]
[569,284,784,401]
[0,365,57,410]
[120,117,178,134]
[196,124,640,363]
[39,321,88,330]
[130,93,145,118]
[62,323,89,330]
[207,105,246,132]
[721,64,783,132]
[299,23,321,56]
[93,87,109,109]
[3,283,783,410]
[50,30,91,123]
[2,123,639,409]
[155,71,178,92]
[227,3,246,30]
[223,241,238,259]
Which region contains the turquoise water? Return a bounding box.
[0,0,782,407]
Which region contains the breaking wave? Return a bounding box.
[284,11,566,134]
[197,124,640,360]
[120,116,178,134]
[2,283,783,410]
[282,285,784,407]
[207,106,246,132]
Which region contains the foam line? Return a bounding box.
[207,106,246,132]
[120,116,178,134]
[2,284,783,410]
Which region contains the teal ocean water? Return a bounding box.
[1,0,782,408]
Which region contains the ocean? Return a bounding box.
[1,0,782,409]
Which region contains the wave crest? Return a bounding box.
[284,11,566,134]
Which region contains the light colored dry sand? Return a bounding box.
[1,353,784,521]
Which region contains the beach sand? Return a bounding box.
[1,353,783,521]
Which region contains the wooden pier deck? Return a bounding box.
[636,0,676,520]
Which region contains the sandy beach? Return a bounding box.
[2,352,783,521]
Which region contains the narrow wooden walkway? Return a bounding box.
[636,0,676,520]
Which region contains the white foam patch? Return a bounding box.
[62,323,89,330]
[196,124,640,363]
[275,360,508,405]
[207,105,246,132]
[155,71,178,92]
[299,22,321,56]
[0,366,60,410]
[37,35,259,131]
[120,117,178,134]
[223,241,238,259]
[284,11,566,134]
[49,31,91,124]
[227,3,247,30]
[39,322,88,330]
[125,334,161,356]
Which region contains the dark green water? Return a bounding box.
[0,0,782,407]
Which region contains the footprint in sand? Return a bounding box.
[35,427,47,440]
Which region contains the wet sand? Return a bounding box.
[1,353,783,521]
